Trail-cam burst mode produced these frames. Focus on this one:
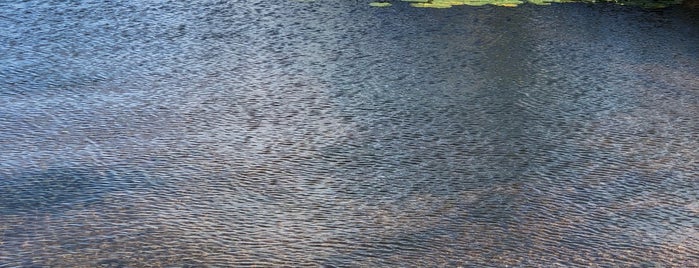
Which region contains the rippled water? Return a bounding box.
[1,1,698,266]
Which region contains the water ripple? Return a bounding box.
[1,1,698,267]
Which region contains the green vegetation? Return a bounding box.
[367,0,684,8]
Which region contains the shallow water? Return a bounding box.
[1,1,698,267]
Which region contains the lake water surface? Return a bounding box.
[1,1,698,266]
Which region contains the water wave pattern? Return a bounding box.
[1,0,697,267]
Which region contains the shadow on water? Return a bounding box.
[0,166,163,215]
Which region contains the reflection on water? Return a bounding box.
[1,1,698,266]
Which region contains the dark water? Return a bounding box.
[1,0,698,266]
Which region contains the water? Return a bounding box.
[1,1,697,266]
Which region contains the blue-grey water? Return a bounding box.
[1,1,698,267]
